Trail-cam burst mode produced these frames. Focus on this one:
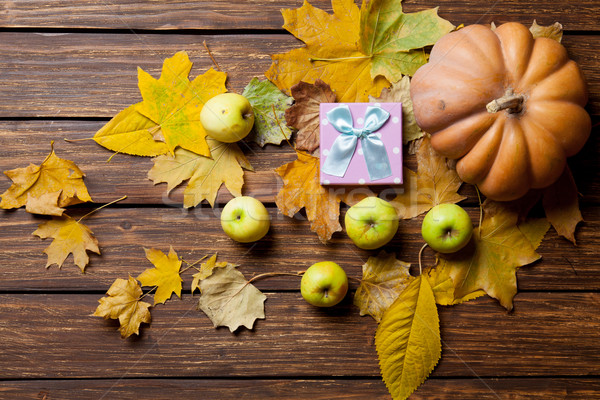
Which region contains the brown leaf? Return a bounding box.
[93,276,152,339]
[391,137,466,219]
[0,143,92,212]
[275,151,342,243]
[285,79,336,152]
[369,75,424,144]
[436,200,550,310]
[354,251,412,322]
[33,215,100,272]
[25,191,66,216]
[191,253,232,294]
[197,264,266,332]
[543,166,582,244]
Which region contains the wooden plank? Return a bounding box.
[2,377,599,399]
[0,32,598,117]
[1,0,598,31]
[0,120,598,205]
[0,207,597,291]
[0,292,599,379]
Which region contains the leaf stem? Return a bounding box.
[418,243,428,276]
[139,285,157,301]
[309,55,372,62]
[475,185,483,239]
[203,40,222,72]
[180,255,209,273]
[63,137,95,143]
[77,195,127,223]
[246,271,304,285]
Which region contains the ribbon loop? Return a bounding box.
[321,104,392,181]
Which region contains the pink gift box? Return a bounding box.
[319,102,403,185]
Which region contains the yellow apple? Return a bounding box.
[200,93,255,143]
[220,196,270,243]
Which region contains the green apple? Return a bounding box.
[200,93,255,143]
[300,261,348,307]
[344,197,399,250]
[421,203,473,253]
[220,196,270,243]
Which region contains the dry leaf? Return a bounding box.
[93,275,152,339]
[1,143,92,212]
[285,79,336,152]
[369,75,424,144]
[137,247,183,305]
[197,264,267,332]
[95,51,227,158]
[354,251,413,322]
[391,137,466,219]
[423,266,485,306]
[436,200,550,310]
[25,191,65,216]
[191,253,231,294]
[148,138,253,208]
[265,0,454,102]
[543,167,582,244]
[375,275,441,399]
[242,77,294,147]
[275,151,342,243]
[530,20,563,42]
[33,215,100,272]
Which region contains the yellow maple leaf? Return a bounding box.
[93,275,152,339]
[436,200,550,310]
[275,151,342,243]
[148,138,253,208]
[137,247,183,305]
[94,51,227,158]
[191,253,231,294]
[33,215,100,272]
[265,0,453,102]
[0,143,92,212]
[354,251,413,322]
[391,136,466,219]
[375,275,441,399]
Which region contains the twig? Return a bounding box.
[77,196,127,223]
[203,40,221,72]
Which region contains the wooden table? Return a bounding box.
[1,1,598,399]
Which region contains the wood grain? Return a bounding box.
[0,292,599,379]
[0,207,597,291]
[0,33,598,117]
[2,377,599,399]
[1,0,598,31]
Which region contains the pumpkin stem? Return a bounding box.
[486,89,525,114]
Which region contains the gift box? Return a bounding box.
[319,102,403,185]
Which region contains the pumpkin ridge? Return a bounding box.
[456,116,504,184]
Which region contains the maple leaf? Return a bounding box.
[0,143,92,213]
[275,151,342,243]
[191,253,231,294]
[285,79,336,152]
[148,138,253,208]
[354,251,413,322]
[33,215,100,272]
[542,167,582,244]
[391,136,466,219]
[265,0,454,102]
[93,103,169,157]
[242,77,294,147]
[436,200,550,310]
[375,275,441,400]
[94,51,227,158]
[369,75,424,144]
[530,20,563,42]
[197,264,267,332]
[25,191,66,216]
[137,247,183,305]
[93,275,152,339]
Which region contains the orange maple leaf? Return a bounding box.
[0,143,92,213]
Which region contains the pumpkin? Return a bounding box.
[410,22,591,201]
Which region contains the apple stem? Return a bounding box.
[418,243,428,276]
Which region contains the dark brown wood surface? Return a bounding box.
[1,1,599,399]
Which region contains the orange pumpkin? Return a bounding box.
[410,22,591,201]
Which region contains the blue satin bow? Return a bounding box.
[321,104,392,181]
